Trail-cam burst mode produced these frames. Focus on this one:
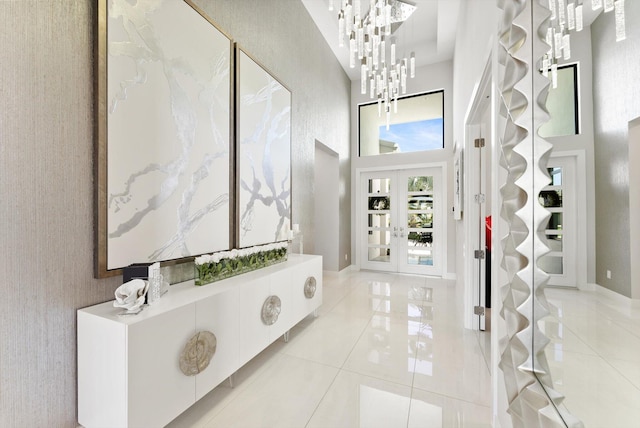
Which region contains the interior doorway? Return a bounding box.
[314,141,339,271]
[464,63,493,332]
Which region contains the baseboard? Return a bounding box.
[578,282,596,292]
[594,283,640,308]
[323,264,356,279]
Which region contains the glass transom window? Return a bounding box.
[358,90,444,157]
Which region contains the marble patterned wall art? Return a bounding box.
[236,48,292,248]
[96,0,233,276]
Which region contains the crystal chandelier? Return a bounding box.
[543,0,626,88]
[330,0,417,126]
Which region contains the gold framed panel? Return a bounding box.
[95,0,234,277]
[235,46,292,249]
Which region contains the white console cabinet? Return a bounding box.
[78,254,322,428]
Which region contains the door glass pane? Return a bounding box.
[369,247,391,262]
[407,176,433,192]
[540,255,563,274]
[369,178,391,193]
[407,248,433,266]
[546,234,563,251]
[548,167,563,185]
[369,213,391,228]
[547,212,563,231]
[369,196,390,210]
[368,230,391,246]
[407,195,432,211]
[407,231,432,247]
[408,213,433,229]
[539,190,563,208]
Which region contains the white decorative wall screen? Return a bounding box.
[497,0,583,426]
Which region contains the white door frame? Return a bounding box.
[463,57,493,331]
[355,162,448,276]
[548,149,588,288]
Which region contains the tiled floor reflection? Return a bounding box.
[168,270,492,428]
[542,287,640,428]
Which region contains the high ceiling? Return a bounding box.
[302,0,605,82]
[301,0,462,81]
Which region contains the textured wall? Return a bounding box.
[592,2,640,297]
[0,0,350,425]
[0,2,120,426]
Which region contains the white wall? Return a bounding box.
[592,2,640,297]
[451,0,505,426]
[350,60,456,277]
[548,29,597,287]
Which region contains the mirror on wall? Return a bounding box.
[534,2,640,426]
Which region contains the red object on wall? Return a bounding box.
[485,215,492,250]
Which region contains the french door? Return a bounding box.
[360,168,443,276]
[539,155,577,287]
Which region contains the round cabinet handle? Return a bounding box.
[304,276,317,299]
[261,295,282,325]
[179,331,217,376]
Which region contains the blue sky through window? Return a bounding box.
[378,118,443,153]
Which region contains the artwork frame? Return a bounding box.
[235,46,292,248]
[95,0,234,278]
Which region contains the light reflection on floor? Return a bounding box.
[541,287,640,427]
[168,269,492,428]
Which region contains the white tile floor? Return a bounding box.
[541,287,640,428]
[167,270,493,428]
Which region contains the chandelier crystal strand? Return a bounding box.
[334,0,417,117]
[349,34,356,68]
[575,4,584,31]
[554,29,563,59]
[558,0,566,25]
[338,12,345,47]
[410,52,415,78]
[567,2,575,30]
[604,0,614,12]
[544,0,625,65]
[551,63,559,89]
[562,31,571,60]
[390,40,396,65]
[615,0,626,41]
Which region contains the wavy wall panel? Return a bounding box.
[497,0,583,426]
